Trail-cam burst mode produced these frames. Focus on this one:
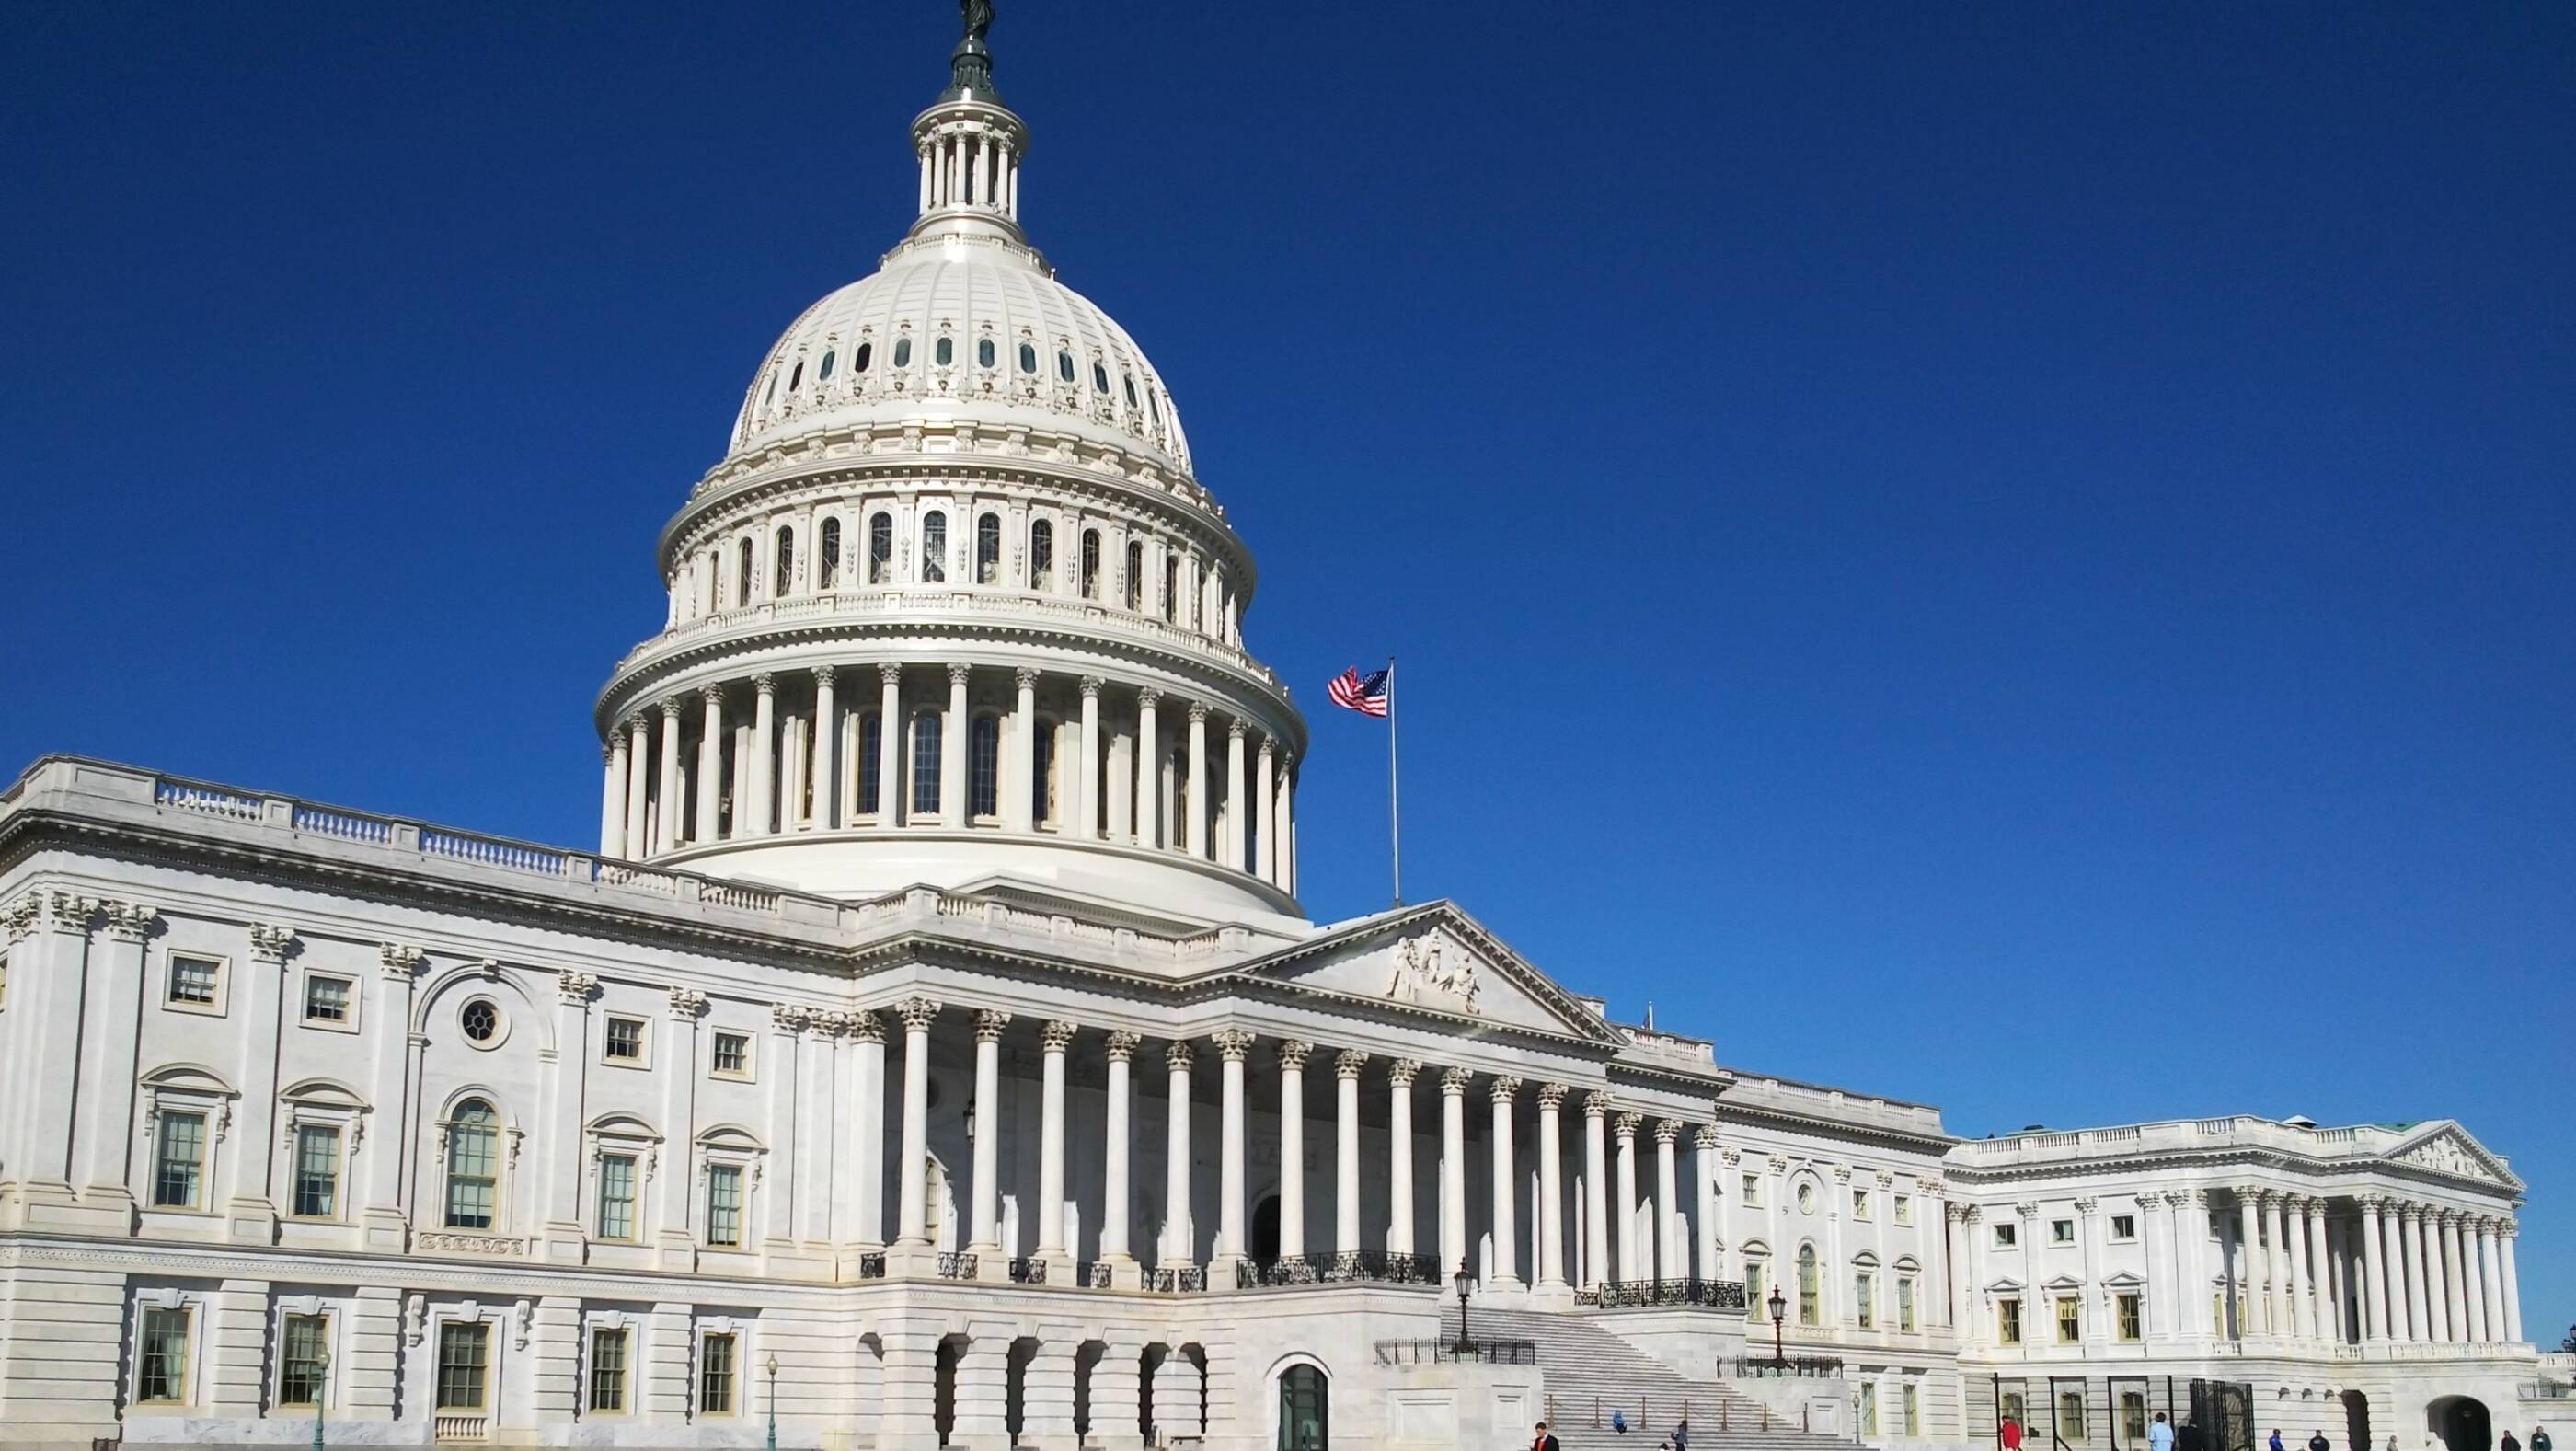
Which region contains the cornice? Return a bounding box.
[1940,1144,2526,1203]
[1716,1097,1957,1157]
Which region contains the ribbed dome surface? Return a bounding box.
[730,235,1194,477]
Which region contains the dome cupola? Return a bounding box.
[592,8,1305,926]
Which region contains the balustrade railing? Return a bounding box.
[422,828,566,876]
[1236,1251,1444,1289]
[937,1252,979,1281]
[1575,1276,1749,1310]
[857,1252,887,1280]
[1007,1257,1047,1285]
[292,803,392,844]
[1081,1261,1113,1290]
[1144,1266,1207,1294]
[1726,1353,1846,1377]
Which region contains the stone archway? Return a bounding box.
[2429,1397,2491,1451]
[2340,1390,2370,1451]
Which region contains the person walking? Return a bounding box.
[2151,1412,2177,1451]
[2501,1430,2522,1451]
[1533,1422,1562,1451]
[1672,1415,1691,1451]
[2528,1427,2551,1451]
[2178,1419,2206,1451]
[2310,1432,2331,1451]
[2271,1429,2286,1451]
[2004,1415,2025,1451]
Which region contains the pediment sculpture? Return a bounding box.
[1387,932,1481,1016]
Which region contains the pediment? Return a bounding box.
[2384,1123,2521,1192]
[1229,902,1626,1047]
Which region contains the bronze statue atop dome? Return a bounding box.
[960,0,994,43]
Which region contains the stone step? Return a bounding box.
[1438,1306,1849,1451]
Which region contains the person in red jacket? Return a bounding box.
[1533,1422,1562,1451]
[2004,1417,2026,1451]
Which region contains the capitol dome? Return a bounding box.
[592,26,1305,926]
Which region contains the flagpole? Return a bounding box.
[1386,655,1402,908]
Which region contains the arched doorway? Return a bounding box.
[2340,1390,2370,1451]
[1252,1195,1282,1264]
[1277,1364,1328,1451]
[2430,1398,2491,1451]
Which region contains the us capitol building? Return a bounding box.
[0,16,2553,1451]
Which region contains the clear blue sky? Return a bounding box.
[6,4,2570,1332]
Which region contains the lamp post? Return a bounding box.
[1767,1284,1788,1372]
[1452,1266,1476,1355]
[311,1343,330,1451]
[765,1353,780,1451]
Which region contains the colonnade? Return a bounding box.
[598,664,1296,892]
[2199,1188,2521,1345]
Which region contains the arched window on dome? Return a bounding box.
[1091,361,1110,394]
[975,513,1000,584]
[893,337,913,369]
[934,336,953,367]
[969,716,1001,821]
[788,361,804,392]
[1163,555,1179,622]
[855,341,873,374]
[819,350,835,382]
[1029,520,1054,592]
[443,1099,500,1230]
[1123,541,1143,612]
[819,518,842,591]
[1122,374,1139,409]
[763,371,778,408]
[977,337,995,369]
[910,712,942,817]
[921,512,947,584]
[857,712,883,817]
[1057,349,1075,384]
[1079,529,1101,601]
[737,538,754,605]
[1147,388,1164,428]
[1030,721,1058,828]
[869,512,892,584]
[774,526,795,597]
[1018,342,1038,374]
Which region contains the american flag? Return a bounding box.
[1328,665,1390,717]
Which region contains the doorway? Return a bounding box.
[1252,1195,1282,1264]
[2430,1398,2491,1451]
[1277,1364,1328,1451]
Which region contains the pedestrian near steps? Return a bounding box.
[2151,1412,2176,1451]
[1534,1422,1562,1451]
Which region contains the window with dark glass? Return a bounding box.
[1080,529,1100,599]
[699,1333,739,1415]
[855,341,873,373]
[737,538,753,603]
[137,1307,190,1403]
[921,512,947,583]
[278,1314,328,1407]
[819,517,841,589]
[977,337,995,368]
[971,716,1000,818]
[1092,362,1110,393]
[911,714,942,815]
[1057,349,1075,382]
[1123,541,1143,611]
[788,361,802,390]
[1018,342,1038,374]
[443,1100,498,1229]
[1030,725,1057,826]
[292,1124,339,1218]
[976,513,1000,584]
[935,336,953,366]
[1163,557,1179,620]
[587,1328,628,1411]
[436,1323,489,1411]
[705,1165,744,1247]
[774,527,794,596]
[1122,374,1138,409]
[819,350,835,380]
[604,1016,645,1063]
[893,337,913,368]
[596,1154,638,1239]
[304,973,351,1023]
[153,1111,206,1208]
[1029,519,1054,590]
[859,712,883,813]
[869,512,892,583]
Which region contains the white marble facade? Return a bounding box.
[0,20,2547,1451]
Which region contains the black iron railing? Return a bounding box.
[1374,1339,1539,1365]
[1576,1277,1749,1310]
[1144,1266,1208,1294]
[857,1252,887,1280]
[1081,1261,1113,1290]
[1007,1257,1047,1285]
[1236,1251,1445,1289]
[936,1251,979,1281]
[1727,1353,1846,1377]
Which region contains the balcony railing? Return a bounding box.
[937,1252,979,1281]
[1236,1251,1445,1289]
[431,1411,489,1442]
[1081,1261,1113,1290]
[857,1252,887,1280]
[1008,1257,1048,1285]
[1375,1340,1540,1365]
[1727,1354,1846,1377]
[1144,1266,1207,1294]
[1575,1277,1748,1310]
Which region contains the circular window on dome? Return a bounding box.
[1796,1180,1816,1213]
[458,998,508,1050]
[978,338,996,368]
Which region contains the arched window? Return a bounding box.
[1080,529,1101,600]
[737,537,754,604]
[935,336,954,367]
[893,337,913,369]
[1170,745,1190,843]
[1092,361,1110,394]
[858,713,883,816]
[819,517,842,589]
[855,341,873,374]
[977,337,996,368]
[1277,1365,1328,1451]
[970,716,1001,819]
[911,713,943,815]
[1018,341,1038,374]
[1029,520,1054,591]
[1122,374,1139,409]
[1797,1244,1821,1326]
[869,512,893,584]
[1163,556,1179,620]
[1031,723,1057,826]
[788,361,803,391]
[763,372,777,407]
[443,1100,499,1229]
[819,350,836,381]
[774,526,794,596]
[1147,389,1164,427]
[1057,349,1075,383]
[976,513,1001,584]
[1123,541,1144,611]
[921,512,948,583]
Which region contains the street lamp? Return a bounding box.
[311,1343,330,1451]
[1767,1284,1788,1372]
[765,1353,781,1451]
[1452,1266,1476,1355]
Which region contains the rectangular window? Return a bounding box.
[167,954,219,1006]
[858,713,883,815]
[1903,1384,1921,1437]
[706,1164,743,1248]
[2121,1392,2149,1444]
[2052,1218,2076,1245]
[587,1328,628,1412]
[2056,1295,2083,1344]
[970,716,1000,819]
[910,714,942,815]
[604,1016,646,1064]
[2116,1291,2143,1342]
[278,1314,329,1408]
[1741,1174,1763,1207]
[2058,1391,2087,1440]
[2110,1213,2137,1241]
[1995,1221,2018,1248]
[1859,1383,1878,1437]
[597,1154,638,1240]
[292,1124,340,1218]
[137,1307,190,1403]
[153,1111,206,1208]
[2001,1391,2027,1430]
[712,1031,751,1077]
[1997,1298,2022,1345]
[436,1323,489,1411]
[303,973,351,1024]
[700,1332,739,1415]
[1894,1193,1913,1226]
[1743,1259,1766,1307]
[1897,1275,1917,1332]
[1855,1273,1875,1329]
[1853,1189,1872,1220]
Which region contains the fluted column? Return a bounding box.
[2360,1196,2389,1342]
[2398,1204,2429,1341]
[1010,668,1038,832]
[1536,1085,1569,1291]
[1439,1067,1470,1274]
[1945,1204,1972,1330]
[2262,1191,2291,1335]
[1036,1020,1075,1259]
[2430,1209,2459,1341]
[2477,1220,2504,1342]
[1386,1060,1420,1258]
[2499,1224,2523,1342]
[1162,1042,1195,1267]
[1276,1041,1309,1261]
[1255,739,1278,883]
[1654,1121,1684,1282]
[2442,1213,2473,1341]
[1615,1112,1642,1284]
[747,675,779,835]
[967,1008,1008,1254]
[1101,1031,1139,1264]
[1695,1127,1723,1280]
[942,664,969,823]
[1077,675,1103,840]
[810,667,836,830]
[877,664,903,823]
[1133,689,1161,848]
[1489,1077,1521,1287]
[622,716,650,851]
[652,698,684,852]
[1214,1030,1254,1265]
[1279,767,1297,894]
[1334,1051,1367,1257]
[894,998,940,1246]
[1224,720,1248,870]
[2303,1201,2332,1341]
[2463,1216,2492,1342]
[1581,1093,1611,1290]
[2234,1190,2263,1336]
[851,1012,887,1249]
[1185,703,1209,858]
[600,742,625,855]
[2283,1194,2314,1340]
[695,687,724,843]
